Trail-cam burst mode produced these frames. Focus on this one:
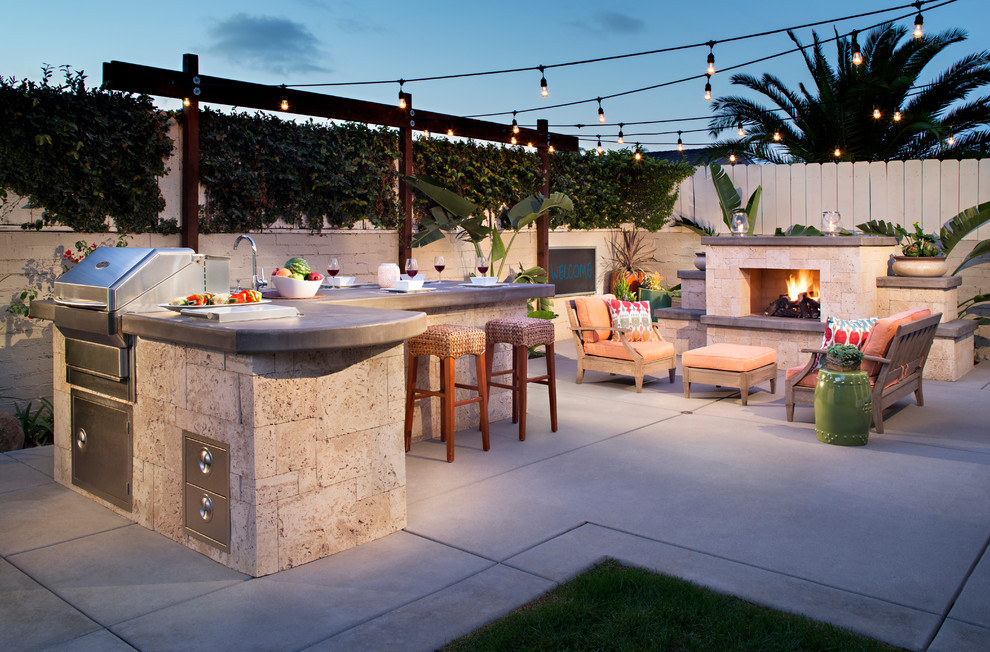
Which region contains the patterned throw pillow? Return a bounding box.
[822,316,878,349]
[606,299,656,342]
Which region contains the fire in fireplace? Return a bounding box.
[764,270,821,319]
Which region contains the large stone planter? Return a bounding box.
[639,288,671,318]
[891,256,947,277]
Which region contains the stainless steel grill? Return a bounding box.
[54,247,229,512]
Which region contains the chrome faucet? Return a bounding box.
[233,235,266,290]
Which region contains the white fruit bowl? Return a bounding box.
[271,275,322,298]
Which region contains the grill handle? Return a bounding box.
[55,297,109,309]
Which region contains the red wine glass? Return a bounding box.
[476,255,489,276]
[404,258,418,279]
[327,258,340,289]
[433,255,445,283]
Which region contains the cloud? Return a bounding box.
[208,14,331,75]
[569,11,646,35]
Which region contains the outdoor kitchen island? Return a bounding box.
[37,282,551,577]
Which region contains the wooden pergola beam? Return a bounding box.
[102,56,578,271]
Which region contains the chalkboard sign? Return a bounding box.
[548,247,597,295]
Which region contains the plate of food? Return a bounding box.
[161,290,269,311]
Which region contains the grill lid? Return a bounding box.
[55,247,196,312]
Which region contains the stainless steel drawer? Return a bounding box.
[184,485,229,550]
[183,435,229,497]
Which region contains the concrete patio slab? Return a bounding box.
[0,558,100,651]
[10,524,248,626]
[0,482,131,556]
[39,629,136,652]
[5,446,56,479]
[113,531,495,651]
[306,563,555,651]
[0,455,52,495]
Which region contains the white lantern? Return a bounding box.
[377,263,400,288]
[822,211,841,236]
[730,209,748,236]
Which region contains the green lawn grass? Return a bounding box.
[443,560,900,651]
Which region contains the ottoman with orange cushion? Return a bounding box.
[681,343,778,406]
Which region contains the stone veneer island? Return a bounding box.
[40,283,551,576]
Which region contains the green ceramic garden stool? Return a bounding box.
[814,367,873,446]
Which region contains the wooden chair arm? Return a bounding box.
[862,354,890,364]
[800,348,827,354]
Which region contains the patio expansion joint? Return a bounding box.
[923,527,990,650]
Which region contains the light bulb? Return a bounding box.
[707,53,715,75]
[510,136,517,145]
[398,80,406,110]
[539,66,548,97]
[548,145,555,153]
[447,128,454,137]
[596,137,603,155]
[512,111,519,134]
[913,12,923,38]
[617,124,624,145]
[527,142,533,148]
[737,122,745,138]
[597,99,605,123]
[947,135,955,145]
[894,111,902,121]
[834,147,842,157]
[773,131,781,142]
[729,153,736,163]
[704,74,712,101]
[873,107,881,119]
[635,150,642,161]
[279,85,289,111]
[677,131,683,152]
[851,31,863,65]
[183,97,191,107]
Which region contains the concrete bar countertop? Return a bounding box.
[33,282,553,354]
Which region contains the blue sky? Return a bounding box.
[2,0,987,152]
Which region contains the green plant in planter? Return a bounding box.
[824,343,864,370]
[638,271,671,316]
[610,275,635,302]
[898,222,943,257]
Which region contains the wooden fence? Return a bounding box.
[673,159,990,242]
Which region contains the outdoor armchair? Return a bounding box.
[565,296,676,393]
[785,309,942,433]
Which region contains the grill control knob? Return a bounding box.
[199,495,213,522]
[198,449,213,475]
[76,428,87,449]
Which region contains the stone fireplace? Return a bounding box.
[657,235,976,380]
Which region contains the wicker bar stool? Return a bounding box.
[404,324,490,462]
[484,317,557,441]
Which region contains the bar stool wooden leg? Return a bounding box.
[438,358,447,443]
[441,356,455,462]
[403,353,418,452]
[484,342,496,402]
[474,352,490,451]
[515,344,528,441]
[546,341,558,432]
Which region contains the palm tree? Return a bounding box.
[705,24,990,163]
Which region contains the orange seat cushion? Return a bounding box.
[682,343,777,372]
[584,339,675,362]
[861,308,931,376]
[574,296,612,343]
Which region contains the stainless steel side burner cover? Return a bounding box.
[55,247,196,312]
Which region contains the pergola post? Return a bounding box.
[537,119,550,274]
[181,54,200,252]
[398,93,413,267]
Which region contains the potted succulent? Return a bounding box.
[638,271,672,316]
[610,274,636,302]
[603,229,656,295]
[891,222,946,277]
[823,343,864,372]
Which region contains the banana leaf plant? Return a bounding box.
[710,163,761,236]
[404,175,574,281]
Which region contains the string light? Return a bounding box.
[447,119,454,137]
[279,85,289,111]
[773,130,781,142]
[634,144,642,161]
[512,111,520,134]
[729,153,737,163]
[704,74,712,101]
[677,131,684,152]
[706,41,716,75]
[597,136,604,155]
[873,106,882,119]
[539,65,549,97]
[913,2,924,38]
[851,30,863,65]
[183,97,191,107]
[510,135,517,145]
[398,80,407,110]
[737,121,745,137]
[617,123,624,144]
[834,146,842,157]
[894,110,902,121]
[597,98,605,123]
[947,135,955,145]
[549,144,555,153]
